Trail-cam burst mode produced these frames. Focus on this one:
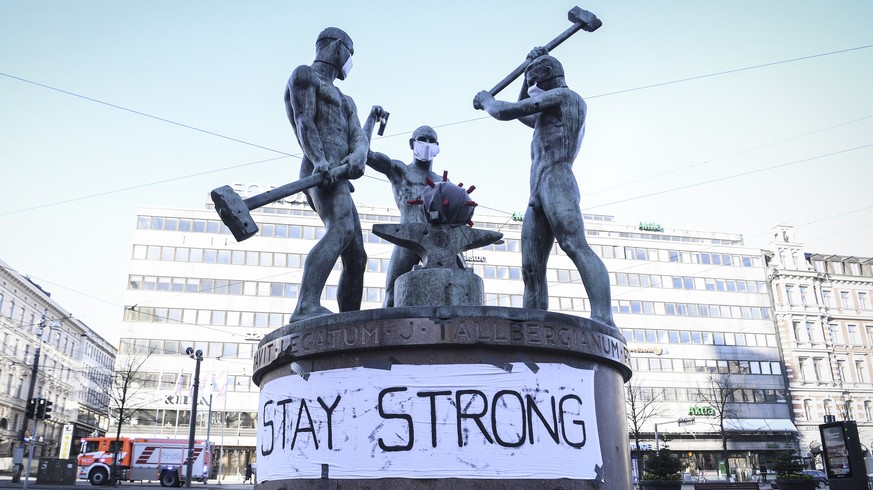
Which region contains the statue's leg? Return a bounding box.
[382,247,420,308]
[337,204,366,312]
[291,186,352,321]
[542,177,616,328]
[521,205,553,310]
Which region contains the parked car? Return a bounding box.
[771,469,828,489]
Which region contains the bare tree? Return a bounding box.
[695,373,740,475]
[106,349,154,481]
[626,377,663,460]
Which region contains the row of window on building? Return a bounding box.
[119,337,258,361]
[136,212,762,269]
[792,320,873,346]
[795,356,872,385]
[623,328,776,348]
[636,386,785,404]
[630,357,783,376]
[801,398,873,422]
[784,284,871,310]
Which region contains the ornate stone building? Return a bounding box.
[766,225,873,460]
[0,259,115,470]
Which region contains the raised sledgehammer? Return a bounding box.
[488,6,602,96]
[211,164,350,242]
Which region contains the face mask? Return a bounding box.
[527,82,545,98]
[341,56,353,79]
[413,140,440,161]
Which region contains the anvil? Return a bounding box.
[372,223,503,270]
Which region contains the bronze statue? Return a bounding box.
[363,106,445,307]
[474,48,616,327]
[283,27,368,322]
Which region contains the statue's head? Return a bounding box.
[315,27,354,80]
[524,55,565,88]
[410,125,440,162]
[410,126,438,146]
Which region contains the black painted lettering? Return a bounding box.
[275,398,293,449]
[378,387,414,452]
[291,399,317,450]
[260,400,274,456]
[456,390,493,446]
[417,390,452,448]
[317,395,341,450]
[526,394,559,444]
[559,395,586,448]
[491,390,526,448]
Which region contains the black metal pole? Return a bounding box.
[186,349,202,488]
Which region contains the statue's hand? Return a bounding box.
[313,160,334,188]
[473,90,492,111]
[342,153,365,180]
[527,46,549,60]
[369,105,388,122]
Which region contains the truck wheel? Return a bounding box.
[160,471,180,488]
[89,468,109,486]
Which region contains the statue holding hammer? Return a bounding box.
[283,27,368,322]
[472,7,616,328]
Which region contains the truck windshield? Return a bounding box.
[80,440,99,454]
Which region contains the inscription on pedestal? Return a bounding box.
[254,309,629,381]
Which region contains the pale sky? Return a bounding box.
[1,1,871,344]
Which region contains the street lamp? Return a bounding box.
[21,315,61,490]
[184,347,203,489]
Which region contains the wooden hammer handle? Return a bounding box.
[489,9,601,96]
[243,164,350,211]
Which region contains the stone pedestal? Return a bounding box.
[253,306,631,489]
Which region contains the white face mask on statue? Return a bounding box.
[413,140,440,161]
[527,82,545,98]
[341,56,353,79]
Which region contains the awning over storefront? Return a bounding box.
[723,418,797,433]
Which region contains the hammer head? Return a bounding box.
[569,6,602,32]
[211,185,259,242]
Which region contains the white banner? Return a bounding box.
[257,363,601,480]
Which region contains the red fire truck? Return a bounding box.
[77,437,213,487]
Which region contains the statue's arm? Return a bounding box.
[365,151,399,176]
[515,84,537,128]
[362,105,389,142]
[474,90,556,123]
[287,66,329,173]
[362,106,402,177]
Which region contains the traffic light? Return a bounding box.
[35,398,53,420]
[25,398,37,419]
[42,399,53,420]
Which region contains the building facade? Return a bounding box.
[0,259,115,471]
[766,224,873,464]
[119,188,795,479]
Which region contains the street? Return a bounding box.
[0,476,255,490]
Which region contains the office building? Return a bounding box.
[119,187,792,479]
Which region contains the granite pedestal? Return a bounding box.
[253,306,631,489]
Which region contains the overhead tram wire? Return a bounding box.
[2,42,871,212]
[0,155,290,217]
[586,113,873,197]
[584,143,873,211]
